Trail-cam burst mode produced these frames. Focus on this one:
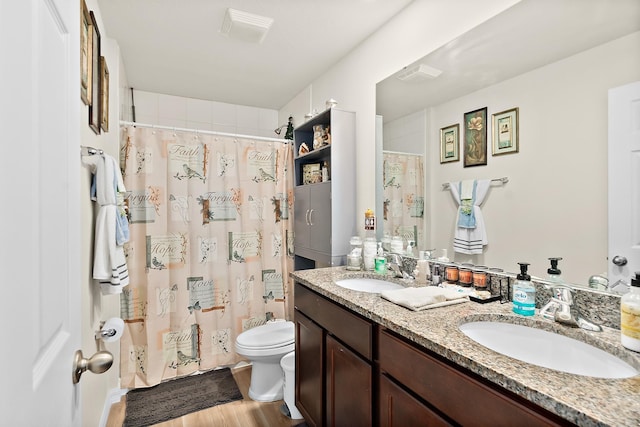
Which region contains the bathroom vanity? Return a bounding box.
[292,267,640,427]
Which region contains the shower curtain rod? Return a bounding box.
[383,150,424,156]
[119,121,290,144]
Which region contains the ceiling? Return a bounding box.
[377,0,640,122]
[97,0,413,110]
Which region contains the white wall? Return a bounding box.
[383,110,426,154]
[396,32,639,285]
[279,0,521,232]
[131,90,279,137]
[79,2,126,426]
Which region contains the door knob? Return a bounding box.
[612,255,628,266]
[72,349,113,384]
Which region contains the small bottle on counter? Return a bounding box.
[472,266,488,290]
[375,242,387,275]
[512,262,535,316]
[445,263,459,284]
[458,267,473,287]
[363,237,377,271]
[621,272,640,352]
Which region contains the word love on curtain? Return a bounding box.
[118,125,294,388]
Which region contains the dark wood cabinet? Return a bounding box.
[295,310,323,427]
[294,283,373,427]
[326,335,372,427]
[379,374,452,427]
[378,328,573,427]
[294,282,574,427]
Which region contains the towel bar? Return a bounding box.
[442,177,508,190]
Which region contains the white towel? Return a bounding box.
[449,179,491,254]
[460,180,474,200]
[83,154,130,294]
[381,286,469,311]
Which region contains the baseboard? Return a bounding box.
[99,387,128,427]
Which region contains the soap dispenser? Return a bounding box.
[512,262,535,316]
[547,257,563,285]
[621,271,640,352]
[540,257,564,321]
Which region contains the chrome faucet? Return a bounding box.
[385,253,413,279]
[539,285,602,332]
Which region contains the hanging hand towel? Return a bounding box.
[83,154,130,294]
[457,180,476,228]
[449,179,491,254]
[380,286,469,311]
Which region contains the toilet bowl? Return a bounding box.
[235,320,295,402]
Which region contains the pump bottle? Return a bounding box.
[512,262,535,316]
[621,272,640,352]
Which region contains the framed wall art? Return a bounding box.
[88,11,101,135]
[100,56,109,132]
[463,107,487,167]
[80,0,91,105]
[492,107,519,155]
[439,124,459,163]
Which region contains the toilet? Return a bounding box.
[235,320,295,402]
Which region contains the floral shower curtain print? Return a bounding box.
[118,125,294,388]
[382,152,424,249]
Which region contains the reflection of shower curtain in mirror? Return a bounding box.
[382,152,424,249]
[118,125,294,388]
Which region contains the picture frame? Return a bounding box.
[302,163,322,184]
[463,107,488,167]
[100,56,109,132]
[492,107,519,155]
[439,124,460,163]
[80,0,91,105]
[88,11,101,135]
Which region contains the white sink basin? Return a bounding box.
[459,321,638,379]
[335,278,404,293]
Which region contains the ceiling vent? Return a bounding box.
[396,64,443,82]
[220,8,274,44]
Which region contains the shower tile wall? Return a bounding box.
[133,89,279,138]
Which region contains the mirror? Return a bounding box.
[375,0,640,290]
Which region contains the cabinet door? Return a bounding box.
[308,183,332,254]
[295,310,323,427]
[294,186,311,251]
[326,335,372,427]
[379,374,452,427]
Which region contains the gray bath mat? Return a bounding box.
[123,367,243,426]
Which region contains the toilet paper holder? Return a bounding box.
[95,317,124,343]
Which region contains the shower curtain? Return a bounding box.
[382,151,424,249]
[118,125,294,388]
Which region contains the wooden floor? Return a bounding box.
[106,365,304,427]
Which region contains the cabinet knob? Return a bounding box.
[612,255,628,266]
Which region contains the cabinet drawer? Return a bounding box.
[378,329,571,427]
[295,283,372,360]
[379,374,452,427]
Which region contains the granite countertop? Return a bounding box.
[291,266,640,427]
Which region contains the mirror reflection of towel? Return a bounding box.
[458,180,476,228]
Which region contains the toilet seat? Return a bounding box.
[236,321,294,352]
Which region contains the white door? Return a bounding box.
[0,0,82,425]
[608,81,640,285]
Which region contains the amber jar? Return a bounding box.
[472,267,488,289]
[445,264,459,283]
[458,268,473,287]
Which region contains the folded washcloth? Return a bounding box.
[457,180,477,228]
[380,286,469,311]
